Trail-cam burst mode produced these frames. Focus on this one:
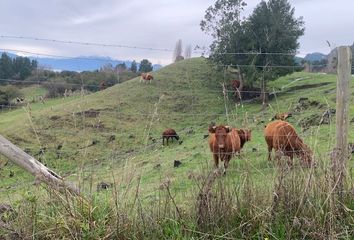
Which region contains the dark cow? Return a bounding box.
[162,128,179,146]
[264,120,313,167]
[208,125,241,174]
[236,128,252,150]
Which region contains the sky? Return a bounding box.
[0,0,353,65]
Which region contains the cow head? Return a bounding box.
[209,125,231,149]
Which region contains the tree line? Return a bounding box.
[0,53,155,105]
[0,53,38,81]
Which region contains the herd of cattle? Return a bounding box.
[161,113,314,174]
[141,73,314,173]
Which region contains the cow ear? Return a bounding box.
[225,126,231,133]
[209,126,216,133]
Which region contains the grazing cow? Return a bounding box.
[264,120,313,166]
[162,128,179,146]
[271,112,292,121]
[208,125,241,174]
[236,128,252,150]
[140,73,154,83]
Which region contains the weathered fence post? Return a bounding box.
[0,135,80,195]
[332,46,352,201]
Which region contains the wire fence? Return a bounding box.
[0,38,350,197]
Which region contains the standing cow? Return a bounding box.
[236,128,252,150]
[140,73,154,83]
[264,120,313,167]
[208,125,241,174]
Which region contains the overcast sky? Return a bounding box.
[0,0,353,65]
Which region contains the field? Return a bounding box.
[0,57,353,239]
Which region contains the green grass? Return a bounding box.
[0,58,353,238]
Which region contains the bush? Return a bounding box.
[0,85,23,105]
[43,81,75,98]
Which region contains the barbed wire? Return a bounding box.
[0,35,175,52]
[0,35,320,56]
[0,77,339,95]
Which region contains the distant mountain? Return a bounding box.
[304,52,327,62]
[0,52,162,72]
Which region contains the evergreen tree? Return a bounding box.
[173,39,183,62]
[0,53,14,80]
[130,60,137,73]
[139,59,153,72]
[201,0,304,105]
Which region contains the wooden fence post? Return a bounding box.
[0,135,80,195]
[332,46,352,200]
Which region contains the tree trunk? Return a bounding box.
[260,75,268,109]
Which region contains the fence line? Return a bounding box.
[0,78,338,94]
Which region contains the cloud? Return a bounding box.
[0,0,353,65]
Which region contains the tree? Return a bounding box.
[0,53,14,81]
[139,59,153,72]
[100,63,114,73]
[130,60,137,73]
[173,39,184,62]
[184,45,192,59]
[116,63,127,73]
[201,0,304,106]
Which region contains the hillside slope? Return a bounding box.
[0,57,353,202]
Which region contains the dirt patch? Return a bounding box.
[75,109,100,118]
[298,114,322,130]
[298,109,336,131]
[50,115,61,121]
[293,98,326,112]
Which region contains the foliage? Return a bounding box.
[201,0,305,101]
[139,59,153,72]
[115,62,127,73]
[0,85,23,105]
[173,39,183,62]
[0,53,37,82]
[184,45,192,59]
[130,60,138,73]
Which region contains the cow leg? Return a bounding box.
[268,146,273,161]
[213,154,219,169]
[162,137,165,146]
[223,156,231,175]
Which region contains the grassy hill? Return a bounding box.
[0,57,353,239]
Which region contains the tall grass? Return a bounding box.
[1,154,353,239]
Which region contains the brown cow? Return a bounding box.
[162,128,179,146]
[230,79,240,90]
[264,120,313,166]
[271,112,292,121]
[208,125,241,174]
[140,72,154,83]
[236,129,252,150]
